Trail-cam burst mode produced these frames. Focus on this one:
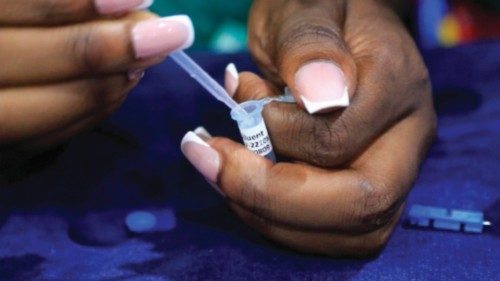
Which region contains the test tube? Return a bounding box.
[169,50,292,161]
[230,100,276,162]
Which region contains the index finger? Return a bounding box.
[181,104,435,232]
[209,137,384,232]
[0,0,152,25]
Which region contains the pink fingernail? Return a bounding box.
[225,63,239,97]
[181,131,220,183]
[95,0,153,15]
[295,60,349,114]
[132,15,194,59]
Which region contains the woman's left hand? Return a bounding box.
[181,0,436,257]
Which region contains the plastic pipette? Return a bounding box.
[170,51,247,116]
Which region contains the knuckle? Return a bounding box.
[356,179,400,230]
[309,117,348,167]
[38,0,89,22]
[70,26,107,73]
[414,62,431,87]
[407,53,431,95]
[278,22,343,55]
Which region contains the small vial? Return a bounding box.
[231,100,276,162]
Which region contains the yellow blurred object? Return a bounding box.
[439,15,461,47]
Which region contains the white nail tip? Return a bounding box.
[181,131,210,149]
[225,63,239,80]
[162,15,195,50]
[137,0,154,10]
[194,126,212,139]
[301,86,350,114]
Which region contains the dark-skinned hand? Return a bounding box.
[181,0,436,257]
[0,0,194,166]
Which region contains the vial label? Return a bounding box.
[239,120,273,157]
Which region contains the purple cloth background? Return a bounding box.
[0,40,499,280]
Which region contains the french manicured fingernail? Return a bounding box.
[128,69,145,80]
[181,131,220,183]
[225,63,239,97]
[95,0,153,15]
[194,126,212,140]
[132,15,194,59]
[191,128,224,196]
[295,60,349,114]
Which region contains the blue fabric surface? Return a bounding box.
[0,41,499,281]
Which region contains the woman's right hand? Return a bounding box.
[0,0,193,159]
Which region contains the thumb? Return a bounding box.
[275,5,357,114]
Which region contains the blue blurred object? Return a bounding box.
[417,0,449,48]
[209,21,248,53]
[408,204,488,233]
[125,211,157,233]
[125,209,176,234]
[152,208,177,232]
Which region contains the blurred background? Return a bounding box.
[149,0,252,52]
[148,0,500,52]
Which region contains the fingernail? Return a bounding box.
[295,60,349,114]
[181,131,220,183]
[128,69,145,80]
[192,128,223,196]
[95,0,153,15]
[194,126,212,140]
[225,63,239,97]
[132,15,194,59]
